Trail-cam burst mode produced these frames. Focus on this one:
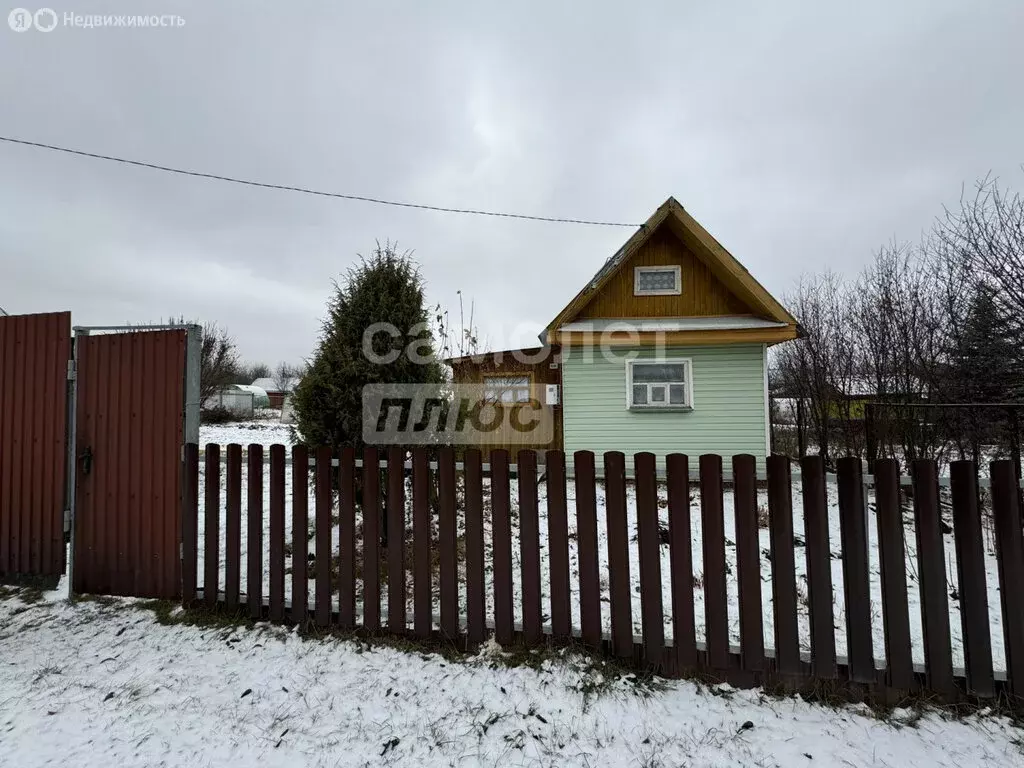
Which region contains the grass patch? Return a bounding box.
[0,585,45,604]
[72,594,120,607]
[116,597,671,709]
[137,599,257,633]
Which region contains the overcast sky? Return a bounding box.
[2,1,1022,365]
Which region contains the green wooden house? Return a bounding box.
[448,197,799,466]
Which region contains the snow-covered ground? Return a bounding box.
[192,427,1007,677]
[0,587,1019,768]
[199,419,294,448]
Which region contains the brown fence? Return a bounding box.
[0,311,71,582]
[182,445,1024,704]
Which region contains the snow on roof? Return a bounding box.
[251,377,299,393]
[235,384,269,398]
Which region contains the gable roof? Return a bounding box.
[545,197,797,336]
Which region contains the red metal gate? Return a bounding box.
[0,312,71,583]
[72,329,187,598]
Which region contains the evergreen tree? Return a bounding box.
[292,243,444,452]
[944,282,1023,460]
[948,282,1022,404]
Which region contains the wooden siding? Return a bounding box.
[448,347,563,457]
[577,226,752,320]
[561,343,769,467]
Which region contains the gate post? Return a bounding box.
[65,328,87,600]
[180,324,201,603]
[183,324,201,445]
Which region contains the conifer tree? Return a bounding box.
[292,243,444,452]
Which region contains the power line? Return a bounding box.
[0,135,640,227]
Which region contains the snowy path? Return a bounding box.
[0,591,1019,768]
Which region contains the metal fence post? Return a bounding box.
[64,329,86,600]
[183,324,201,445]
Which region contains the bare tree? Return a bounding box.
[199,322,240,404]
[853,241,950,463]
[776,173,1024,465]
[928,174,1024,461]
[774,272,858,465]
[231,362,271,384]
[271,361,300,392]
[939,174,1024,330]
[921,229,985,461]
[434,290,483,377]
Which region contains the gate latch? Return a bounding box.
[79,446,93,477]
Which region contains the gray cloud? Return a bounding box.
[2,0,1022,364]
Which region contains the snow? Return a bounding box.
[199,419,294,448]
[0,590,1019,768]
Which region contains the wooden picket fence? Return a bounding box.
[180,445,1024,704]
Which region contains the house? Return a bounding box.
[448,197,800,467]
[446,346,563,456]
[251,377,299,409]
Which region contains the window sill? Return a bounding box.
[627,405,694,413]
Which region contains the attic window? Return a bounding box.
[634,266,681,296]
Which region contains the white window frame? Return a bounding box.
[633,265,682,296]
[483,374,532,404]
[625,358,694,411]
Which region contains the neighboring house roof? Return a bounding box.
[771,376,930,399]
[446,346,552,365]
[251,377,299,393]
[839,376,930,398]
[544,196,799,341]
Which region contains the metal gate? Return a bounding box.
[0,311,72,584]
[71,326,199,598]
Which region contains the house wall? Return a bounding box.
[562,343,769,468]
[448,347,563,458]
[577,225,751,320]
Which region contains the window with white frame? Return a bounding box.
[627,359,692,409]
[634,265,681,296]
[483,375,531,403]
